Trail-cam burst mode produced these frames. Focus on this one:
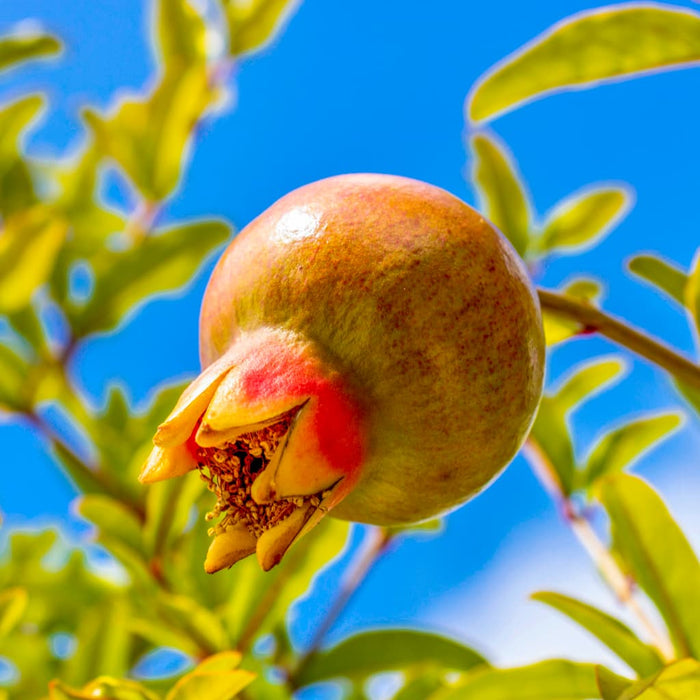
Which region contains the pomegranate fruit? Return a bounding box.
[140,174,545,572]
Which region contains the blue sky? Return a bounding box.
[1,0,699,679]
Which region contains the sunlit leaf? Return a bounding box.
[0,30,62,74]
[555,356,626,414]
[157,592,229,653]
[393,673,446,700]
[618,659,700,699]
[50,677,160,700]
[0,206,68,313]
[537,186,632,256]
[628,254,687,307]
[468,5,700,123]
[598,474,700,659]
[222,0,300,56]
[542,277,604,345]
[532,591,663,677]
[674,379,700,416]
[581,412,683,488]
[68,219,230,336]
[0,343,31,411]
[194,651,242,671]
[596,665,634,700]
[0,587,28,636]
[470,132,531,257]
[686,249,700,335]
[435,659,599,699]
[296,629,487,685]
[78,495,147,559]
[157,0,208,65]
[0,94,45,218]
[165,667,255,700]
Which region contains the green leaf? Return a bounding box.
[296,629,487,685]
[618,659,700,699]
[555,356,626,414]
[50,677,160,700]
[78,494,147,559]
[674,379,700,416]
[628,254,687,307]
[157,592,229,653]
[165,667,255,700]
[393,674,446,700]
[686,248,700,336]
[596,665,634,700]
[581,412,683,488]
[435,659,599,699]
[0,587,28,635]
[0,206,67,313]
[468,5,700,123]
[0,343,31,410]
[157,0,208,65]
[0,31,62,74]
[470,132,532,257]
[542,277,604,345]
[532,591,663,677]
[598,474,700,659]
[68,219,230,336]
[538,186,632,256]
[223,0,300,56]
[194,651,243,671]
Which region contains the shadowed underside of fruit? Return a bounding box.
[140,173,545,571]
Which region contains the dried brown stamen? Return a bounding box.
[195,416,321,539]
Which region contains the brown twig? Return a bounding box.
[537,288,700,391]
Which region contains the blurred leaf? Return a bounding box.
[157,0,207,65]
[68,219,229,336]
[78,494,147,558]
[0,31,62,74]
[686,249,700,335]
[157,592,228,653]
[435,659,599,699]
[194,651,242,671]
[84,69,215,200]
[537,186,632,256]
[628,254,687,307]
[0,343,31,411]
[598,474,700,659]
[542,277,603,345]
[674,379,700,416]
[581,412,683,489]
[0,587,28,635]
[0,206,67,312]
[618,659,700,699]
[468,5,700,123]
[532,591,663,677]
[470,132,531,257]
[596,665,634,700]
[0,94,45,217]
[393,674,446,700]
[555,356,626,414]
[223,0,300,56]
[296,629,487,685]
[50,677,160,700]
[165,664,255,700]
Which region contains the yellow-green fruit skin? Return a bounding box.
[200,174,545,526]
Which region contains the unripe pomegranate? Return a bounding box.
[140,174,545,572]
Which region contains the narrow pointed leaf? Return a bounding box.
[296,630,487,685]
[0,587,28,636]
[598,474,700,659]
[582,412,683,488]
[686,249,700,335]
[223,0,300,56]
[69,220,230,336]
[436,659,599,699]
[538,186,632,255]
[166,669,255,700]
[596,666,634,700]
[618,659,700,699]
[468,5,700,123]
[470,132,531,257]
[554,356,626,414]
[542,277,604,345]
[532,591,663,677]
[78,494,147,558]
[628,254,687,307]
[0,344,31,410]
[0,31,62,74]
[157,0,208,64]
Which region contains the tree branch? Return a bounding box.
[537,288,700,391]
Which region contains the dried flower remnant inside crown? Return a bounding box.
[195,408,326,540]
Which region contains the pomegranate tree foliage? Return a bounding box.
[0,1,699,698]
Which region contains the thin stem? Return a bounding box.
[289,527,393,687]
[537,288,700,391]
[524,438,675,662]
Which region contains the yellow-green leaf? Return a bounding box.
[437,659,600,699]
[619,659,700,699]
[685,248,700,336]
[597,665,634,700]
[582,412,683,488]
[50,677,160,700]
[0,206,67,313]
[68,219,230,336]
[628,254,687,308]
[296,629,487,686]
[223,0,300,56]
[542,277,604,345]
[0,587,28,636]
[166,668,255,700]
[470,132,532,258]
[532,591,663,677]
[598,474,700,659]
[555,356,626,414]
[157,0,208,65]
[0,31,62,74]
[538,186,632,256]
[78,494,147,558]
[0,343,31,411]
[468,5,700,123]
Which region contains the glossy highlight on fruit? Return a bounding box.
[140,174,545,572]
